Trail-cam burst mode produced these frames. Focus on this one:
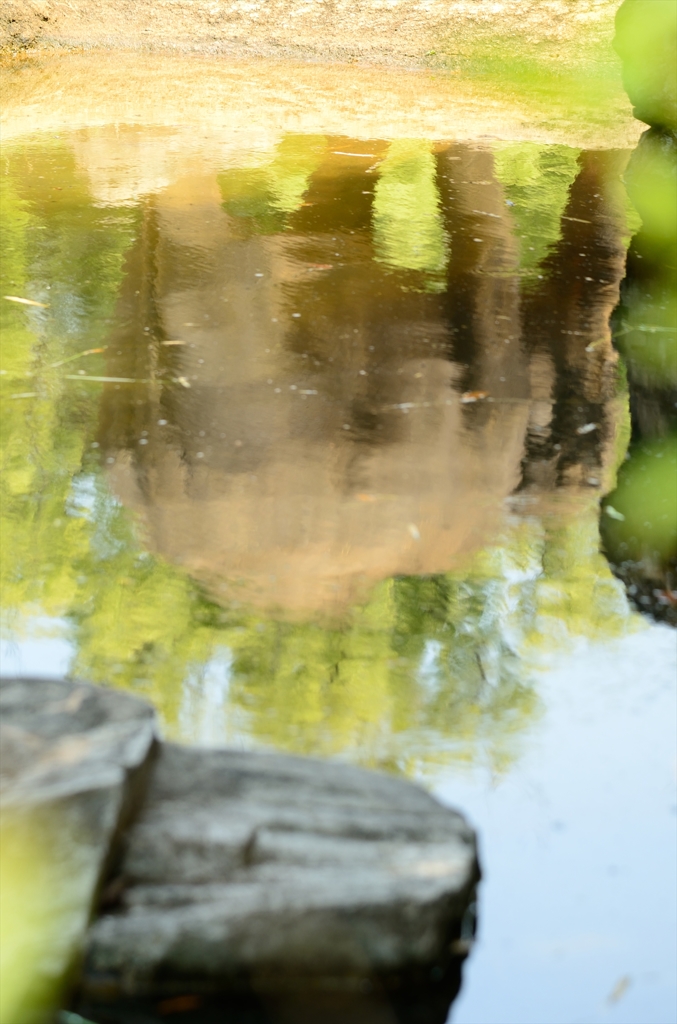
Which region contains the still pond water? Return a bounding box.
[1,100,676,1023]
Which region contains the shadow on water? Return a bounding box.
[77,992,460,1024]
[72,960,467,1024]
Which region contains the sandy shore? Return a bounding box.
[2,0,619,68]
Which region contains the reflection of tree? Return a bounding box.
[0,146,137,630]
[493,143,580,278]
[214,509,630,775]
[0,133,639,782]
[373,140,449,286]
[68,501,633,779]
[515,150,635,493]
[218,135,327,235]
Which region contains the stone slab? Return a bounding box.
[0,678,478,1021]
[80,743,479,1005]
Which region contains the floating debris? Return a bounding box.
[382,400,435,412]
[461,390,489,404]
[8,392,38,400]
[616,322,677,335]
[161,340,186,346]
[3,295,49,308]
[607,975,631,1005]
[407,523,421,541]
[51,347,106,368]
[604,505,625,521]
[64,375,145,383]
[576,422,598,435]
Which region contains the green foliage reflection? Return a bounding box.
[372,140,449,288]
[0,146,138,627]
[218,135,326,235]
[1,135,638,783]
[66,505,633,777]
[493,143,580,278]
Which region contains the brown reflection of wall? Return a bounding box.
[98,144,628,615]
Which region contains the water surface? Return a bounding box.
[1,102,675,1023]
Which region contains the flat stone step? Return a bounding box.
[78,742,478,1020]
[0,677,479,1023]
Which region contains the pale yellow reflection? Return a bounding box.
[373,140,449,282]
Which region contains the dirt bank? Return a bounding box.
[2,0,618,68]
[0,48,639,150]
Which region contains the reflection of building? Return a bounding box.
[98,139,630,614]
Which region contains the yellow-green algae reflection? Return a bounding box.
[0,131,643,784]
